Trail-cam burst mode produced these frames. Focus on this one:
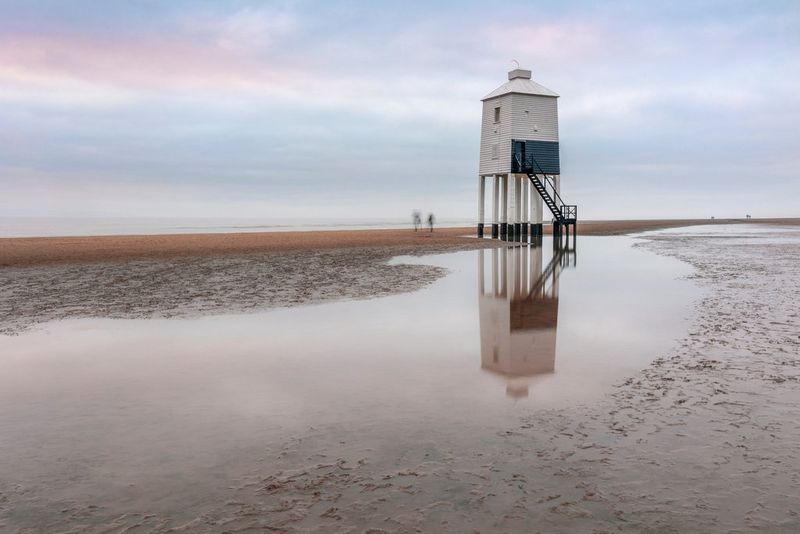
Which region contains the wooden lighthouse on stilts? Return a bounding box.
[477,67,576,246]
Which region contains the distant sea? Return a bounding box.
[0,217,474,238]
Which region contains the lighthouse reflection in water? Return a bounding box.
[478,240,576,398]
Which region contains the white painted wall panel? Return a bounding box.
[479,95,512,175]
[480,93,558,175]
[510,94,559,142]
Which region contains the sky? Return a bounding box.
[1,0,798,221]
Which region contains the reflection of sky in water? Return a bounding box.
[0,237,700,421]
[0,235,700,519]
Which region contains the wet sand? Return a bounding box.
[3,218,799,267]
[0,242,487,336]
[2,225,800,532]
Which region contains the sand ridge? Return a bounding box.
[0,243,487,335]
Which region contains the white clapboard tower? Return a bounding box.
[477,68,575,242]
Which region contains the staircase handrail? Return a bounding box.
[513,151,577,224]
[514,152,569,210]
[525,154,567,210]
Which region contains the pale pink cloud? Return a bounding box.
[0,33,279,89]
[0,29,484,122]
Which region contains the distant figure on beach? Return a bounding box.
[427,213,435,232]
[412,210,421,232]
[746,214,752,219]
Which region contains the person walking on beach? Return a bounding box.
[427,213,435,232]
[412,210,421,232]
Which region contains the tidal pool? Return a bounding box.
[0,235,699,529]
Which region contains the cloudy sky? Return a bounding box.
[1,0,798,220]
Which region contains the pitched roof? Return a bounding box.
[482,70,559,100]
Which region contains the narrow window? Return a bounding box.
[494,106,500,123]
[491,144,499,160]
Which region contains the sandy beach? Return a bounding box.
[3,218,799,267]
[0,243,468,335]
[0,219,792,336]
[2,223,800,532]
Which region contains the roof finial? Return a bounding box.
[507,64,532,81]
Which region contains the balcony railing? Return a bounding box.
[561,205,577,221]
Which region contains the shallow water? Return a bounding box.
[0,235,699,528]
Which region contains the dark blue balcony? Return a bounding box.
[511,140,560,175]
